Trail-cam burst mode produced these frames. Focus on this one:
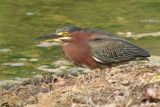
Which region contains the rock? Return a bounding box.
[0,78,28,87]
[37,65,64,75]
[140,19,160,23]
[147,56,160,66]
[0,80,19,87]
[29,58,38,62]
[52,59,71,67]
[0,48,11,52]
[19,58,28,61]
[122,80,130,86]
[126,32,133,37]
[26,12,34,16]
[3,62,25,67]
[37,42,60,47]
[66,67,83,75]
[117,32,160,38]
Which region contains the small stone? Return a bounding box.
[140,19,160,23]
[26,12,34,16]
[117,32,125,35]
[29,58,38,62]
[47,68,62,73]
[52,60,71,66]
[126,32,133,37]
[3,62,25,67]
[122,80,130,86]
[19,58,28,61]
[59,66,69,70]
[37,42,60,47]
[0,48,11,52]
[37,65,63,73]
[147,56,160,66]
[37,65,49,70]
[14,77,24,81]
[67,67,82,75]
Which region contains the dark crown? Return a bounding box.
[56,26,81,33]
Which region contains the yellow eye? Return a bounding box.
[63,32,69,36]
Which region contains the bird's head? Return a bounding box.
[36,26,81,42]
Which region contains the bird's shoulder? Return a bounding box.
[82,28,119,38]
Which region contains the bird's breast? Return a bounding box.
[62,42,98,69]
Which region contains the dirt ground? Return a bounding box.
[0,60,160,107]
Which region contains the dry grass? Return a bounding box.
[1,61,160,107]
[23,64,160,107]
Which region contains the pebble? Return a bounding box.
[147,56,160,66]
[26,12,34,16]
[52,59,71,66]
[37,42,60,47]
[3,62,25,67]
[0,48,11,52]
[59,66,69,70]
[140,19,160,23]
[19,58,28,61]
[122,80,130,86]
[18,58,38,62]
[37,65,62,73]
[29,58,38,62]
[37,65,49,70]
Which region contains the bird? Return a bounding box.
[36,26,150,69]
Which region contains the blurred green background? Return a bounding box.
[0,0,160,80]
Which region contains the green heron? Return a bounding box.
[37,26,150,69]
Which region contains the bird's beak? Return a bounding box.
[36,33,71,42]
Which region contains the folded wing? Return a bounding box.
[89,36,150,64]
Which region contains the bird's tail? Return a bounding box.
[136,47,150,58]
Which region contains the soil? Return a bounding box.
[0,59,160,107]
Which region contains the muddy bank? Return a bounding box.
[0,56,160,107]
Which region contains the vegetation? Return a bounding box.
[0,0,160,79]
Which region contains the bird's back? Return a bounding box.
[88,30,150,65]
